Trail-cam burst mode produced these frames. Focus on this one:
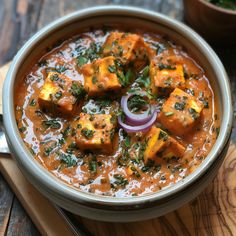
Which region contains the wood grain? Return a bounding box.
[0,0,236,235]
[0,154,77,236]
[77,144,236,236]
[0,174,14,236]
[6,197,40,236]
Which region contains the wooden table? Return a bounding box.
[0,0,235,235]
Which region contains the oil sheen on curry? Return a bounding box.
[15,26,220,197]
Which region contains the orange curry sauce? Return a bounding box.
[15,27,220,197]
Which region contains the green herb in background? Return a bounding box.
[207,0,236,10]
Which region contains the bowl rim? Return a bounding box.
[3,6,233,207]
[199,0,236,15]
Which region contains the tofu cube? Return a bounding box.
[38,72,83,115]
[103,32,149,68]
[75,113,116,153]
[150,61,185,94]
[82,56,122,97]
[158,88,204,136]
[144,126,185,163]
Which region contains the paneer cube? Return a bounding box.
[144,126,185,163]
[158,88,204,136]
[103,32,149,68]
[38,72,84,115]
[150,61,185,94]
[82,56,122,97]
[75,113,117,153]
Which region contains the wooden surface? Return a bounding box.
[0,0,236,235]
[0,155,76,236]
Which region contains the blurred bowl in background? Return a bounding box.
[183,0,236,45]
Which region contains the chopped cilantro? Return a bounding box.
[130,166,141,178]
[127,94,148,113]
[60,153,77,167]
[77,56,88,66]
[158,63,176,70]
[108,65,116,73]
[112,174,128,187]
[174,102,186,111]
[158,131,168,141]
[89,160,97,173]
[70,82,86,99]
[55,91,62,99]
[55,65,67,73]
[50,73,59,81]
[18,126,26,133]
[136,66,150,88]
[188,108,199,120]
[42,120,61,129]
[92,76,98,84]
[81,128,95,139]
[44,146,54,156]
[29,99,36,106]
[124,136,131,147]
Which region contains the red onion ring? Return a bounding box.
[118,111,158,133]
[121,91,155,125]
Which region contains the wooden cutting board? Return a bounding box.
[1,63,236,235]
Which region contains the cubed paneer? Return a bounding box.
[82,56,123,97]
[158,88,204,136]
[144,126,185,163]
[75,113,116,153]
[150,61,185,94]
[103,32,149,68]
[38,72,84,115]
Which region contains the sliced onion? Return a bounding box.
[121,91,155,125]
[118,111,158,133]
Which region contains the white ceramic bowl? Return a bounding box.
[3,6,233,222]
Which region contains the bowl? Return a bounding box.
[183,0,236,45]
[3,6,233,222]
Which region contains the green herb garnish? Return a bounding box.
[174,102,186,111]
[19,126,27,133]
[158,63,176,70]
[124,136,131,147]
[81,128,95,139]
[55,65,67,73]
[77,56,88,66]
[42,120,61,129]
[70,82,86,99]
[158,131,168,141]
[55,91,62,99]
[188,108,200,120]
[92,76,98,84]
[60,153,77,167]
[29,99,36,106]
[89,160,97,173]
[112,174,129,187]
[127,94,148,113]
[108,65,116,73]
[136,66,150,88]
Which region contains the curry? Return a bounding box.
[15,26,220,197]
